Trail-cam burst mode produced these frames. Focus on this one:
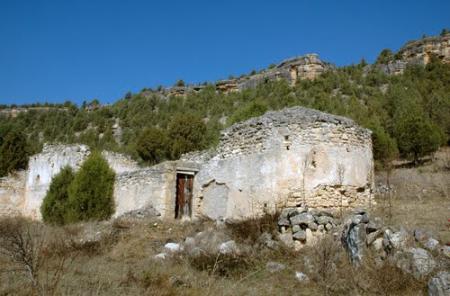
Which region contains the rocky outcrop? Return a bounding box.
[381,33,450,75]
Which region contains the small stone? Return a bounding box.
[164,243,183,253]
[292,225,301,233]
[266,261,286,273]
[371,237,384,252]
[318,225,325,232]
[424,238,440,251]
[278,232,294,247]
[308,222,318,231]
[325,223,333,231]
[366,230,382,245]
[414,229,432,243]
[219,240,239,255]
[440,245,450,259]
[293,230,307,242]
[428,271,450,296]
[278,217,291,227]
[184,237,196,248]
[154,253,167,260]
[295,271,310,282]
[316,215,334,225]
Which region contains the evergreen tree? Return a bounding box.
[66,152,116,222]
[0,130,29,176]
[41,166,75,225]
[167,114,207,159]
[136,127,168,164]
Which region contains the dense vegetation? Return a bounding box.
[41,153,115,224]
[0,53,449,175]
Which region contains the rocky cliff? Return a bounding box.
[381,32,450,75]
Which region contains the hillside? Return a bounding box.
[0,32,449,175]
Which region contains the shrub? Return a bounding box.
[167,114,207,159]
[66,152,116,222]
[0,130,29,176]
[41,166,75,225]
[136,127,168,164]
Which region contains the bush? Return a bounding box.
[66,152,116,223]
[167,114,207,159]
[41,166,75,225]
[0,130,29,177]
[136,127,168,164]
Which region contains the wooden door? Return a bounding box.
[175,174,193,219]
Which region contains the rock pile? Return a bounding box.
[277,205,338,250]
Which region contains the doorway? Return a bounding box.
[175,173,194,219]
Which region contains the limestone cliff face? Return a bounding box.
[164,54,332,96]
[382,33,450,75]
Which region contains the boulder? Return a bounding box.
[293,230,307,242]
[290,213,315,226]
[383,228,410,252]
[394,248,436,279]
[342,222,367,263]
[366,230,382,245]
[428,271,450,296]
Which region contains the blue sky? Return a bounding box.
[1,0,449,105]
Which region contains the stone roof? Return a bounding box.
[224,106,363,133]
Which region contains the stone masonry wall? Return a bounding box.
[185,107,373,220]
[0,171,26,217]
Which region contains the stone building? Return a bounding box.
[0,107,374,221]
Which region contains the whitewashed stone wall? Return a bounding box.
[185,107,374,220]
[21,144,139,219]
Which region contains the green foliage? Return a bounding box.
[370,124,398,168]
[175,80,185,87]
[40,166,75,225]
[376,49,394,64]
[0,130,29,176]
[66,152,116,223]
[167,114,207,159]
[393,104,443,163]
[136,127,168,164]
[228,101,268,125]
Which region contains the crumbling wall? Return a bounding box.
[0,172,26,216]
[113,165,174,218]
[23,144,90,219]
[21,144,139,219]
[187,107,373,220]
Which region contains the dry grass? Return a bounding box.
[0,214,435,295]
